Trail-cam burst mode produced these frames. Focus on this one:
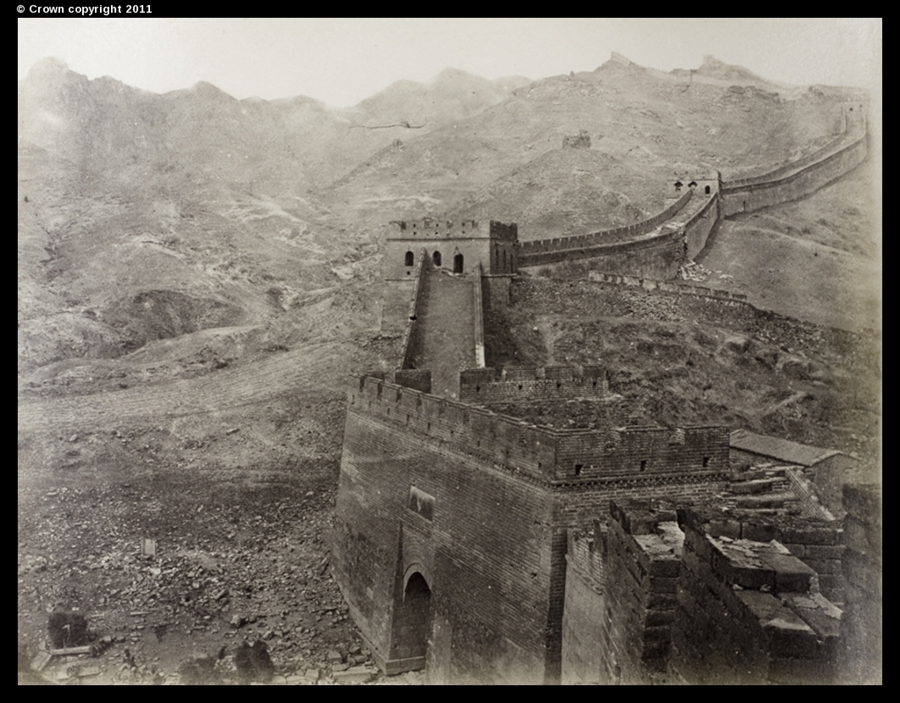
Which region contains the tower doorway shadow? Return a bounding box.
[388,571,433,672]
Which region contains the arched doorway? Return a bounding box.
[432,251,442,267]
[453,253,463,274]
[393,572,433,663]
[705,185,711,195]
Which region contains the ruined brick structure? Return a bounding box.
[562,130,591,149]
[333,375,729,683]
[838,484,882,684]
[330,101,879,684]
[562,499,876,684]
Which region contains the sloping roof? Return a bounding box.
[729,429,849,467]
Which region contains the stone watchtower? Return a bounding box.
[384,218,518,279]
[380,218,519,333]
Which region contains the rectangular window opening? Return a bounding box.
[408,486,434,521]
[640,460,647,472]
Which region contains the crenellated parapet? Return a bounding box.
[347,374,728,485]
[459,365,611,405]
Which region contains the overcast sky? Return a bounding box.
[18,18,881,107]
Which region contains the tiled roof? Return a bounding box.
[729,429,849,467]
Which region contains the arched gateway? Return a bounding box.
[390,571,433,668]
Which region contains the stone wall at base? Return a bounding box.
[598,500,682,685]
[334,376,730,683]
[838,484,882,684]
[560,528,606,684]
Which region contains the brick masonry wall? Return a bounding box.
[347,375,729,485]
[589,271,749,303]
[522,120,866,274]
[472,264,485,367]
[459,365,610,406]
[663,508,845,604]
[482,274,512,312]
[721,106,860,189]
[751,513,843,605]
[561,529,606,684]
[596,500,683,684]
[392,369,432,394]
[335,376,730,683]
[520,190,693,256]
[517,109,866,277]
[333,406,554,684]
[670,506,843,684]
[384,219,518,278]
[519,226,685,279]
[720,133,868,216]
[839,484,882,684]
[683,193,721,261]
[543,479,725,681]
[398,251,429,368]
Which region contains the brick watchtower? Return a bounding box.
[380,218,519,333]
[384,218,518,279]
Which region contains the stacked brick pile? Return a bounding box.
[671,506,842,684]
[598,499,682,684]
[719,468,845,603]
[839,484,882,684]
[772,516,845,605]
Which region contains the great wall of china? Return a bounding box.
[331,101,879,684]
[517,103,868,278]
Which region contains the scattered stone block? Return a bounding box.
[30,651,51,672]
[332,665,378,684]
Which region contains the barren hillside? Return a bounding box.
[17,51,878,683]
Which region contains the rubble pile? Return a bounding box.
[17,471,385,685]
[678,260,713,282]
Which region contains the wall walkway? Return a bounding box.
[406,268,477,399]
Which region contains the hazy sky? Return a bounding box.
[18,18,881,107]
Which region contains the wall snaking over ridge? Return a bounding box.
[517,105,867,279]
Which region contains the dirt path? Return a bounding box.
[18,342,345,435]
